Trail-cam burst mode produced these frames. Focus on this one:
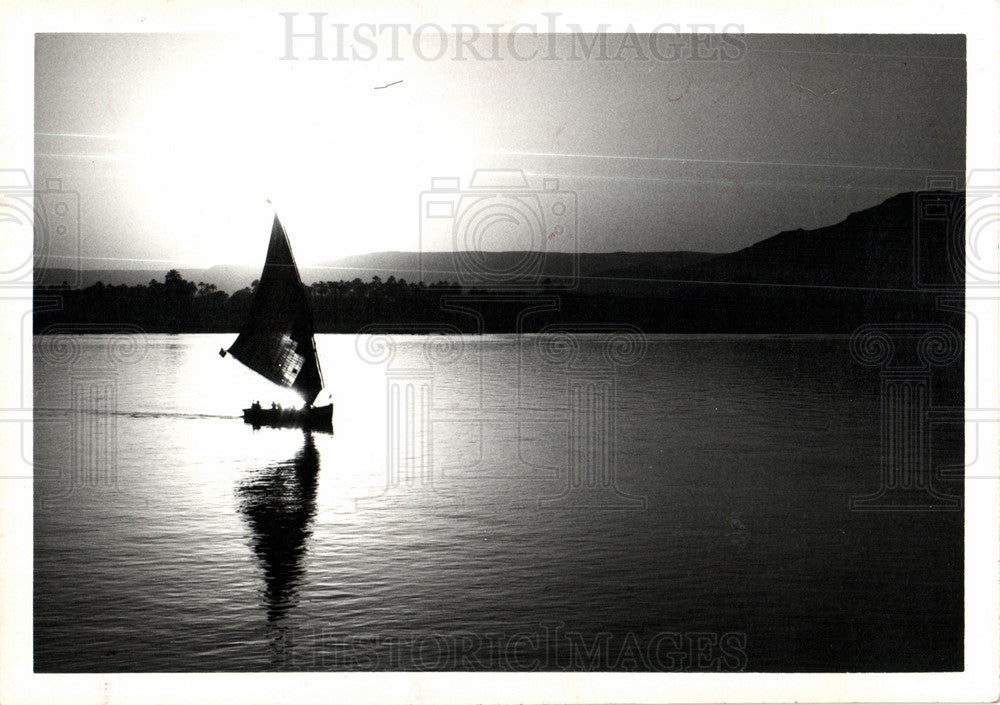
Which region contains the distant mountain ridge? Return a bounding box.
[37,190,964,295]
[581,190,963,294]
[38,251,717,292]
[661,191,960,290]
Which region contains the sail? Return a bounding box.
[227,214,324,405]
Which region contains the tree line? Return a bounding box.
[33,269,960,335]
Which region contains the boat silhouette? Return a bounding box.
[220,209,333,432]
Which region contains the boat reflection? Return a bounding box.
[237,433,320,631]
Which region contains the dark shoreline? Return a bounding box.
[34,277,962,336]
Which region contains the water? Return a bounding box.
[33,334,963,672]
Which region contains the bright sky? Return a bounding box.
[34,32,965,269]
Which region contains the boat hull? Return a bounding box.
[241,403,333,432]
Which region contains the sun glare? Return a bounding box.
[127,37,482,268]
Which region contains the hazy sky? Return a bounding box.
[35,32,965,269]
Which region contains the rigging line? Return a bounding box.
[747,48,965,62]
[36,132,139,140]
[475,149,960,173]
[36,153,132,160]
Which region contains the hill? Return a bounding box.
[37,251,716,292]
[662,191,961,291]
[33,190,964,335]
[36,190,964,300]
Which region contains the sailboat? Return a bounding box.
[220,210,333,432]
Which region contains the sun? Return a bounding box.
[128,47,288,267]
[126,36,484,268]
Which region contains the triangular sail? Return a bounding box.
[227,214,324,405]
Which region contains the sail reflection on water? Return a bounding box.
[237,433,321,627]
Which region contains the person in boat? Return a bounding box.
[251,401,261,411]
[271,402,277,410]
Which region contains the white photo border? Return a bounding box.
[2,1,997,703]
